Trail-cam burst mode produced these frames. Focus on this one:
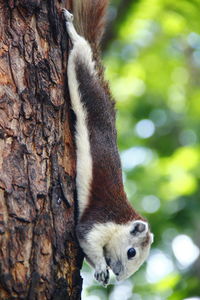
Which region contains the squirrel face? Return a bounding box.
[104,221,153,281]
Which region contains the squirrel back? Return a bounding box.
[72,0,109,46]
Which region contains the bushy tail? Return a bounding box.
[72,0,110,46]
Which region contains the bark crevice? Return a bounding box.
[0,0,82,299]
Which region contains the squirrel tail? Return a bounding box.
[72,0,109,46]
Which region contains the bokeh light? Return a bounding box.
[121,146,153,170]
[172,235,200,268]
[146,250,174,283]
[142,195,161,213]
[135,119,155,139]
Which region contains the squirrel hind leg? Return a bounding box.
[62,9,74,22]
[62,9,80,44]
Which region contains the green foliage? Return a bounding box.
[82,0,200,299]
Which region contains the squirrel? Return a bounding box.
[62,0,153,286]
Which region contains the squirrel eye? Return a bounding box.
[127,248,136,259]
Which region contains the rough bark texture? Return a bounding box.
[0,0,83,299]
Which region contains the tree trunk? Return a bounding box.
[0,0,83,299]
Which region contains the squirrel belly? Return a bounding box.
[63,4,153,286]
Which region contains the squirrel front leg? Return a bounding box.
[77,223,110,286]
[81,240,109,286]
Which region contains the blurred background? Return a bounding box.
[82,0,200,299]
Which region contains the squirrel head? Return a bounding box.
[104,220,153,281]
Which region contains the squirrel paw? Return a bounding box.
[94,265,109,286]
[62,9,74,22]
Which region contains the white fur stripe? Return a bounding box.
[67,39,95,219]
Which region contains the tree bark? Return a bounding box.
[0,0,83,299]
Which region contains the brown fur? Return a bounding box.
[72,0,109,46]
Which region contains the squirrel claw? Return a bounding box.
[94,266,109,286]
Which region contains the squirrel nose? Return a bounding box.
[114,261,123,276]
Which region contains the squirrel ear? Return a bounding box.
[130,220,148,236]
